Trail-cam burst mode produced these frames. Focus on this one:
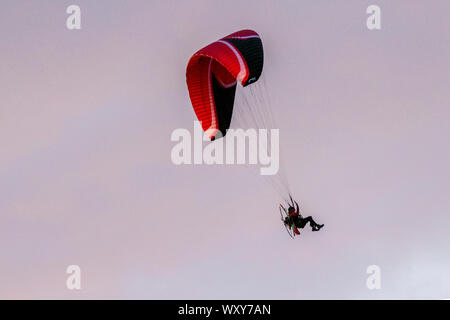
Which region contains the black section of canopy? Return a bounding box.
[211,73,236,140]
[224,37,264,87]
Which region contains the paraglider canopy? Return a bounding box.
[186,30,264,140]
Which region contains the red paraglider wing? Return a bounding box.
[186,30,264,140]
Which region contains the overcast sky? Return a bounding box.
[0,0,448,299]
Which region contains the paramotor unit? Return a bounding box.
[279,204,294,239]
[280,195,325,238]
